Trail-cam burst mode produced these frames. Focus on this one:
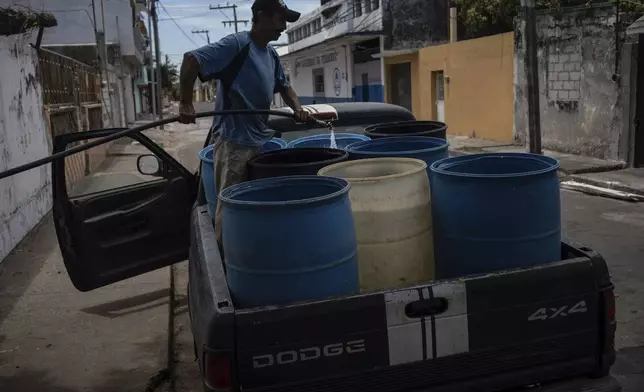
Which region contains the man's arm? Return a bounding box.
[274,55,310,123]
[279,85,302,112]
[179,53,199,105]
[178,34,240,123]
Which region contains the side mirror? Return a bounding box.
[137,154,163,176]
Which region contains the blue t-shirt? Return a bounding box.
[189,31,289,147]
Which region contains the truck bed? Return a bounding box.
[188,205,616,392]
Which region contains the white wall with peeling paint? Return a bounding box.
[0,34,52,263]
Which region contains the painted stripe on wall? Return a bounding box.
[384,282,469,367]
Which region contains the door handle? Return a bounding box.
[405,297,449,318]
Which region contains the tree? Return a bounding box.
[454,0,590,39]
[159,54,179,100]
[160,54,178,92]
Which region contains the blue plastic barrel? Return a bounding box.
[346,136,449,176]
[430,153,561,279]
[199,144,217,217]
[259,137,288,153]
[219,176,360,307]
[287,133,370,150]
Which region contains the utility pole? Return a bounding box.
[210,4,249,33]
[151,0,164,128]
[522,0,542,154]
[147,4,156,119]
[192,29,211,44]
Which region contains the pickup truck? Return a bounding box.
[50,102,619,392]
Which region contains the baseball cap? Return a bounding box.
[251,0,301,23]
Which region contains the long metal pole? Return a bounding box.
[232,5,239,33]
[152,0,164,129]
[148,5,157,119]
[522,0,542,154]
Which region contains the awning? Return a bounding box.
[371,48,418,59]
[627,15,644,36]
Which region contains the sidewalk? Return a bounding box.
[0,215,173,392]
[448,135,644,200]
[0,116,210,392]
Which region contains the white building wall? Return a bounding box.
[0,35,52,262]
[286,43,353,104]
[12,0,137,56]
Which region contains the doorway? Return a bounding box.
[361,73,369,102]
[433,71,445,122]
[390,62,412,112]
[635,37,644,167]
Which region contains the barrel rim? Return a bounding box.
[346,136,449,155]
[199,144,215,164]
[265,137,288,148]
[286,133,371,148]
[430,152,561,178]
[248,148,350,169]
[219,175,351,206]
[364,120,448,132]
[318,157,428,182]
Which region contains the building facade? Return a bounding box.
[12,0,151,125]
[278,0,384,105]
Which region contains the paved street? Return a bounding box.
[0,112,643,391]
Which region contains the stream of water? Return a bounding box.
[327,122,337,149]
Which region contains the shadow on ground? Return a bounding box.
[0,215,58,327]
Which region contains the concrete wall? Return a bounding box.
[382,0,448,50]
[284,43,354,104]
[0,34,52,262]
[384,33,515,142]
[354,59,384,102]
[13,0,136,56]
[514,5,633,159]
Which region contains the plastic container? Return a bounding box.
[259,137,288,153]
[364,121,447,140]
[430,153,561,279]
[199,144,217,217]
[346,136,449,176]
[287,133,371,149]
[247,148,350,180]
[219,176,360,308]
[318,158,434,291]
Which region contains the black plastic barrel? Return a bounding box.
[247,148,350,180]
[364,120,447,140]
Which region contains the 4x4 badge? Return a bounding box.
[528,300,588,321]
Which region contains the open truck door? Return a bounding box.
[52,128,197,292]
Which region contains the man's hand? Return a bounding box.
[293,108,312,123]
[179,102,196,124]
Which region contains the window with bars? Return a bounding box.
[313,68,325,96]
[354,0,363,17]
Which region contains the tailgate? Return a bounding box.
[234,246,608,391]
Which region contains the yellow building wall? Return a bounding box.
[384,33,515,142]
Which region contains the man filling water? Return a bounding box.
[178,0,311,247]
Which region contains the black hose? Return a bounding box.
[0,109,302,181]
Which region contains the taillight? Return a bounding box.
[204,351,232,391]
[604,289,616,323]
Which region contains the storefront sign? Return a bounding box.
[295,51,339,70]
[333,68,341,96]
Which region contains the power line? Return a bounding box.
[209,4,249,33]
[158,0,199,47]
[192,29,210,44]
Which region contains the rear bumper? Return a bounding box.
[410,376,621,392]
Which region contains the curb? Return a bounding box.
[448,148,626,176]
[566,174,644,198]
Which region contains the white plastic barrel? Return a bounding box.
[318,158,434,291]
